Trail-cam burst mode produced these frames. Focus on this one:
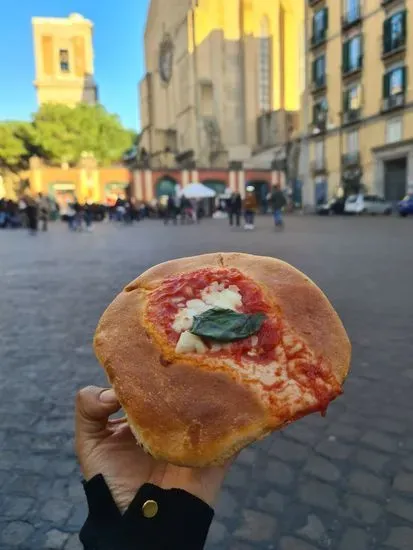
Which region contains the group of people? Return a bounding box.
[162,195,205,225]
[227,183,287,230]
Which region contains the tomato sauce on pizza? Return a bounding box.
[145,267,341,416]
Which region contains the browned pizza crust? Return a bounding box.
[94,253,351,467]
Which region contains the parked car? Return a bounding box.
[316,197,346,215]
[344,194,392,215]
[398,194,413,217]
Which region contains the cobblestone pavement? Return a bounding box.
[0,215,412,550]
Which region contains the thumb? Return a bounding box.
[75,386,121,438]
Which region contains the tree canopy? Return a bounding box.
[0,103,137,170]
[0,123,28,174]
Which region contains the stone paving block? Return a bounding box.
[297,514,330,546]
[315,439,352,460]
[45,529,70,549]
[376,418,407,435]
[216,489,238,519]
[41,499,73,523]
[255,490,285,514]
[304,455,341,482]
[282,423,321,446]
[361,430,398,453]
[234,510,277,542]
[266,459,294,486]
[236,449,257,466]
[393,473,413,494]
[299,480,338,511]
[385,527,413,549]
[64,534,83,550]
[0,496,35,519]
[348,469,387,498]
[280,536,320,550]
[355,449,390,474]
[66,501,87,531]
[225,465,249,489]
[387,496,413,522]
[269,438,309,463]
[0,521,35,547]
[339,527,368,550]
[340,494,382,525]
[207,521,229,545]
[326,423,360,441]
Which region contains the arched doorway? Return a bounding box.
[156,176,178,198]
[202,180,227,215]
[246,180,270,213]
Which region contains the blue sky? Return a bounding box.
[0,1,149,130]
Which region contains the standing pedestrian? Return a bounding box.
[228,192,242,227]
[24,194,38,236]
[37,192,50,232]
[84,201,94,232]
[243,188,257,230]
[268,184,287,228]
[164,195,177,225]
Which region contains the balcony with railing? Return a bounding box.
[382,93,405,112]
[342,108,361,126]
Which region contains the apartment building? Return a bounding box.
[306,0,413,203]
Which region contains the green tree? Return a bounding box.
[0,123,28,174]
[32,103,136,165]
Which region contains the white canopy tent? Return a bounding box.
[178,182,216,199]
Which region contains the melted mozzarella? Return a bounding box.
[175,331,207,354]
[172,283,243,351]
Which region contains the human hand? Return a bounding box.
[75,386,231,512]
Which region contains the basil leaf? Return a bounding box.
[190,308,266,342]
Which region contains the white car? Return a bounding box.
[344,194,393,215]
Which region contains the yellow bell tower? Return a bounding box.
[32,13,98,107]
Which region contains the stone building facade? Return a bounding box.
[306,0,413,204]
[139,0,305,171]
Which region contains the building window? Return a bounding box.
[386,117,402,143]
[347,130,359,153]
[313,54,326,87]
[312,8,328,45]
[344,0,360,24]
[383,11,407,54]
[59,49,70,73]
[313,98,328,129]
[315,140,324,168]
[343,35,362,74]
[259,16,271,112]
[344,83,362,112]
[383,66,406,98]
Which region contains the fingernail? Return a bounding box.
[99,389,118,403]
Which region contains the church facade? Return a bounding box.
[139,0,305,173]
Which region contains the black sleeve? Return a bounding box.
[80,474,214,550]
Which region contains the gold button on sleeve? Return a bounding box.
[142,499,158,518]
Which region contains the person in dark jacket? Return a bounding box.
[75,386,228,549]
[268,184,287,227]
[24,194,38,235]
[164,195,177,225]
[228,192,242,227]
